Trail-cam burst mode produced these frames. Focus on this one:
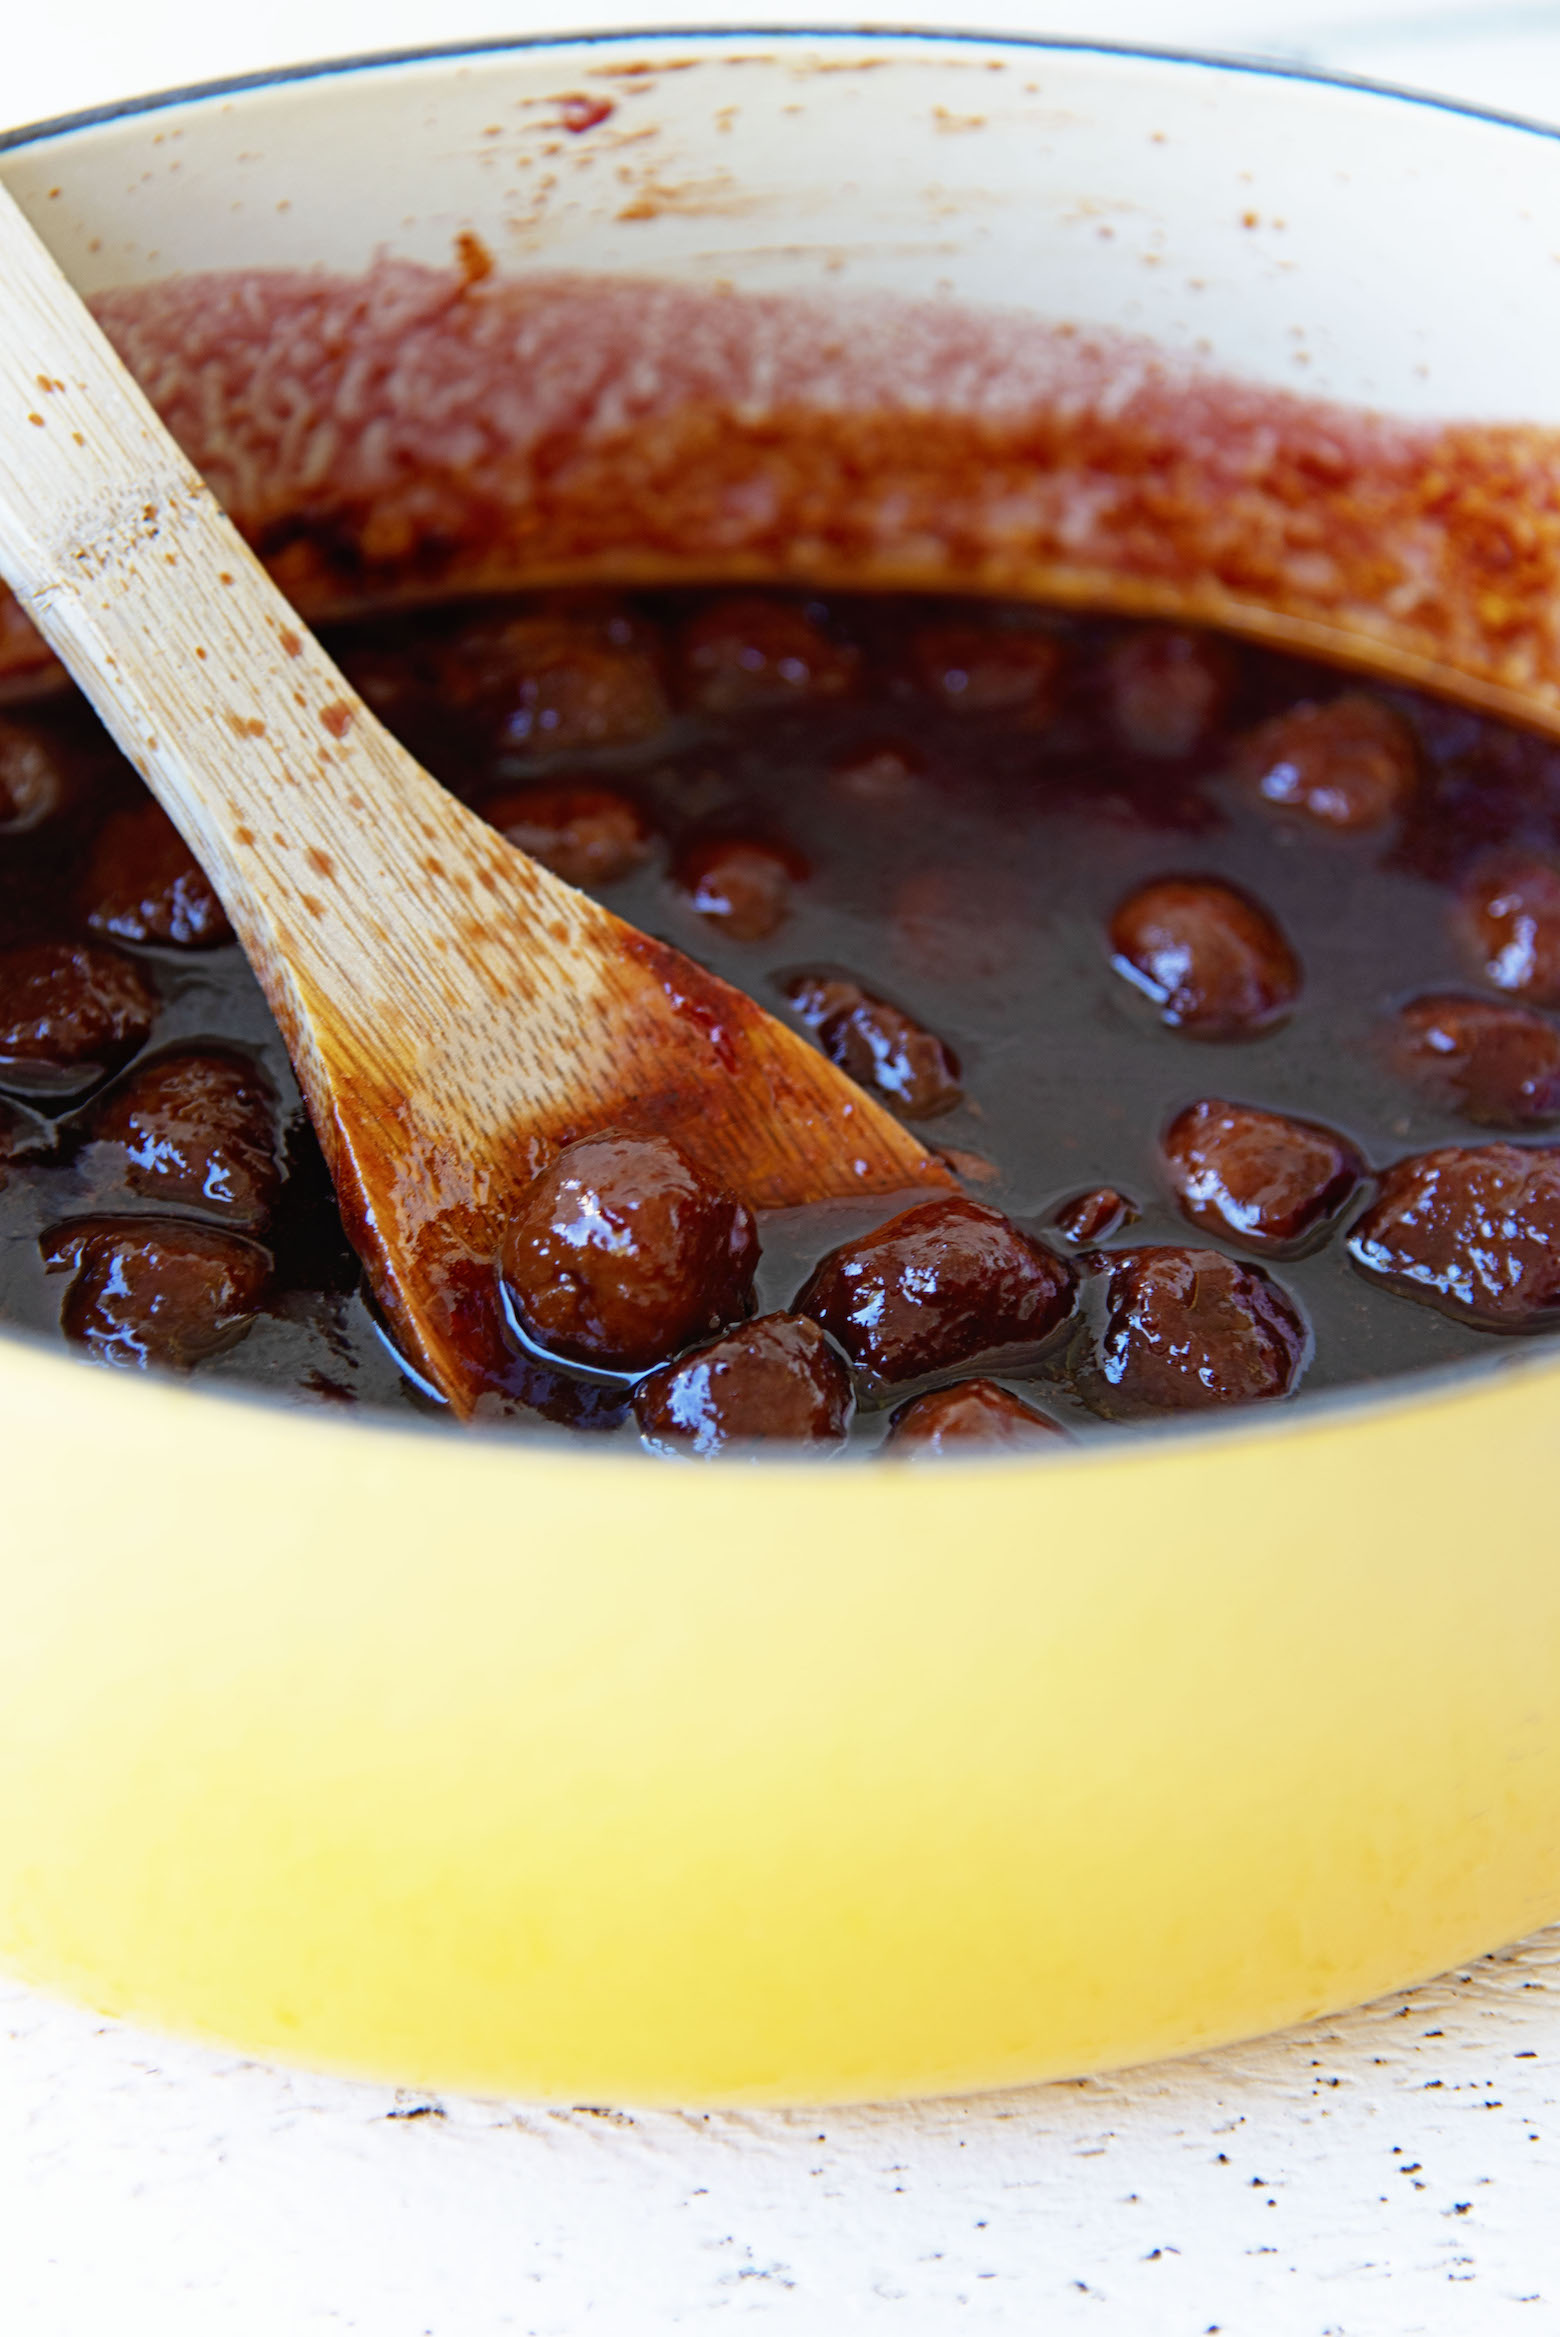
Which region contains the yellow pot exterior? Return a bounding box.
[2,1335,1557,2105]
[4,32,1560,2105]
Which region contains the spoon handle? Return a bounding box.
[0,180,479,1053]
[0,181,952,1407]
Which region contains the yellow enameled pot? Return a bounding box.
[1,32,1559,2104]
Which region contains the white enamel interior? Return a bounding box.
[3,33,1558,426]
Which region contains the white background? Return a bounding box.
[6,5,1560,2332]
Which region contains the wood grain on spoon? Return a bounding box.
[0,186,950,1415]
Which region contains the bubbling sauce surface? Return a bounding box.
[4,587,1560,1451]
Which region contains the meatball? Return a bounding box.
[0,717,69,832]
[673,836,805,942]
[885,1378,1069,1455]
[44,1217,270,1370]
[677,597,857,712]
[1104,628,1232,759]
[1053,1187,1137,1244]
[1459,852,1560,1005]
[1075,1245,1308,1418]
[911,622,1062,719]
[794,1195,1074,1392]
[1161,1098,1362,1252]
[436,614,668,752]
[81,801,232,947]
[634,1313,854,1456]
[479,783,653,887]
[781,970,962,1119]
[1232,693,1417,830]
[1389,994,1560,1128]
[0,941,156,1090]
[1347,1143,1560,1328]
[499,1130,759,1373]
[1109,877,1301,1038]
[84,1050,281,1231]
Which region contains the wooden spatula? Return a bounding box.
[0,185,950,1415]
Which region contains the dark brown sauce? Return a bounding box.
[4,587,1560,1450]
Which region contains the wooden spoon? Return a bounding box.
[0,186,950,1416]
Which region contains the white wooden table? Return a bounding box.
[6,5,1560,2328]
[5,1935,1559,2331]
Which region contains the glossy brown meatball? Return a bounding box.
[1347,1143,1560,1328]
[794,1195,1074,1391]
[633,1313,854,1456]
[1075,1245,1308,1418]
[0,717,69,832]
[885,1378,1069,1455]
[84,1051,281,1231]
[782,970,962,1119]
[673,836,805,942]
[678,597,856,712]
[911,623,1062,719]
[0,941,156,1089]
[499,1131,759,1373]
[1053,1187,1137,1244]
[1389,994,1560,1128]
[1232,693,1417,830]
[44,1217,270,1370]
[1161,1098,1362,1252]
[436,614,668,753]
[479,783,653,887]
[1104,628,1232,759]
[1459,852,1560,1005]
[1109,877,1301,1038]
[81,801,231,947]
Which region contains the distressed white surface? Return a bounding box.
[4,1932,1560,2333]
[5,4,1560,2331]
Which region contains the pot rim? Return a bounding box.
[4,24,1558,1473]
[4,20,1560,159]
